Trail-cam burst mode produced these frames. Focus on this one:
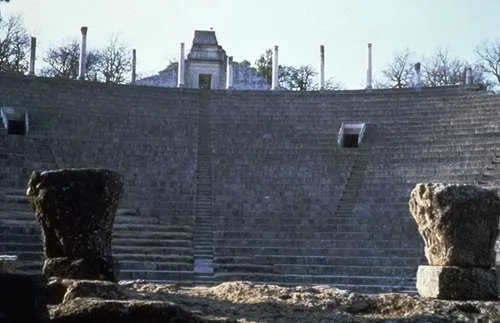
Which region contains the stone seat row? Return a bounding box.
[213,236,421,249]
[213,261,417,277]
[220,253,422,267]
[208,106,497,124]
[213,246,423,258]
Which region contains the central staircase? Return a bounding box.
[335,149,370,217]
[192,91,215,284]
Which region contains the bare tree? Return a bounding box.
[423,48,466,87]
[475,40,500,85]
[0,14,29,73]
[41,39,99,80]
[96,35,131,84]
[381,49,414,88]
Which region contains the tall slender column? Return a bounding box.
[320,45,325,90]
[465,66,473,85]
[226,56,233,89]
[366,43,373,89]
[271,45,279,90]
[414,62,422,88]
[131,49,137,85]
[29,37,36,76]
[177,42,185,87]
[78,26,88,80]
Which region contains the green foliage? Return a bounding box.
[255,49,272,85]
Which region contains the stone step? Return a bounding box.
[112,230,193,240]
[0,233,41,243]
[5,251,43,261]
[250,255,422,267]
[114,253,193,263]
[112,223,192,232]
[112,238,192,247]
[118,270,194,282]
[0,242,42,252]
[118,261,192,271]
[113,246,192,255]
[214,246,423,258]
[215,263,417,277]
[194,239,213,244]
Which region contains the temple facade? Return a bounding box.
[137,30,269,90]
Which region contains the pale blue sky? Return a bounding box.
[2,0,499,88]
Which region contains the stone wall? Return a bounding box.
[0,74,198,223]
[0,73,498,289]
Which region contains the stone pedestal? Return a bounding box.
[409,183,500,267]
[416,265,497,300]
[27,169,123,281]
[409,183,500,300]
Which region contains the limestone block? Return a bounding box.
[416,265,497,300]
[409,183,500,267]
[27,169,123,281]
[0,255,17,273]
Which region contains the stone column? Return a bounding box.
[226,56,233,89]
[465,66,473,85]
[366,43,373,89]
[272,45,279,90]
[78,26,88,81]
[414,62,422,88]
[177,42,185,87]
[29,37,36,76]
[409,183,500,300]
[27,169,123,281]
[131,49,137,85]
[320,45,325,90]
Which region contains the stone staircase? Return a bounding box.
[192,91,215,284]
[334,149,370,217]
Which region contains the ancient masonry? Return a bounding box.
[410,183,500,300]
[0,71,499,293]
[136,30,269,90]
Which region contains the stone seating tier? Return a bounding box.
[0,74,498,292]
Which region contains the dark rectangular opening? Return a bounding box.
[199,74,212,89]
[7,120,26,135]
[342,133,359,148]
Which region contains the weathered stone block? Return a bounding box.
[27,169,123,281]
[416,265,497,300]
[0,255,17,273]
[409,183,500,267]
[43,256,115,281]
